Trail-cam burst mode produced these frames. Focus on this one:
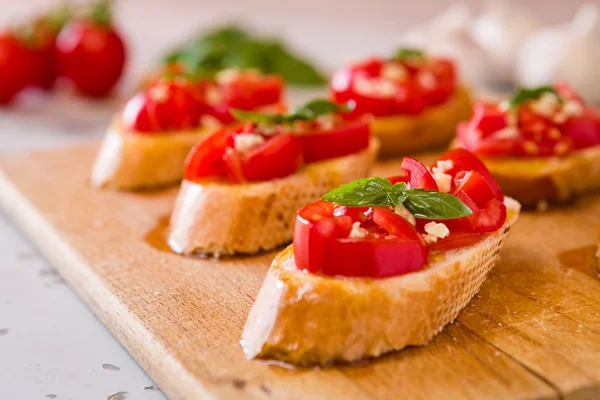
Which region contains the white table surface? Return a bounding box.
[0,1,587,399]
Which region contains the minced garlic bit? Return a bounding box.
[522,140,539,155]
[435,159,454,173]
[199,115,222,129]
[353,76,396,98]
[421,233,438,245]
[349,221,368,239]
[233,133,265,153]
[381,63,408,82]
[530,92,560,117]
[148,84,169,103]
[547,127,562,140]
[424,221,450,239]
[552,112,568,124]
[205,86,222,106]
[417,71,436,90]
[215,68,260,85]
[394,203,416,226]
[553,141,570,155]
[430,160,454,193]
[491,126,520,140]
[562,100,583,117]
[316,115,336,130]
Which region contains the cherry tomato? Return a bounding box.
[184,128,229,181]
[0,33,34,104]
[296,119,370,163]
[26,16,64,90]
[437,148,503,201]
[294,202,427,278]
[401,157,438,190]
[56,20,126,97]
[123,79,206,133]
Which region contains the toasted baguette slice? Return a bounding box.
[91,117,220,190]
[480,145,600,207]
[168,140,380,257]
[371,86,471,157]
[241,197,520,366]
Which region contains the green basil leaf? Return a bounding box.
[269,44,327,85]
[229,109,286,125]
[403,190,473,220]
[321,177,397,207]
[291,99,350,121]
[231,99,349,126]
[509,86,562,108]
[393,47,425,61]
[161,25,327,86]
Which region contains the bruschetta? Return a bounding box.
[168,100,380,257]
[242,149,520,366]
[91,69,285,190]
[454,84,600,207]
[330,48,472,156]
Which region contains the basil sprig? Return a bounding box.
[162,26,327,86]
[509,86,562,109]
[231,99,350,126]
[392,48,425,61]
[321,177,473,220]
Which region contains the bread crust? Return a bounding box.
[168,140,380,257]
[241,197,520,366]
[371,86,472,157]
[482,146,600,207]
[91,117,220,190]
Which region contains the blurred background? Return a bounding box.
[0,0,594,75]
[1,0,598,150]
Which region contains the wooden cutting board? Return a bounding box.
[1,144,600,400]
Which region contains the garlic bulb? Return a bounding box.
[516,4,600,105]
[401,5,491,85]
[471,0,543,83]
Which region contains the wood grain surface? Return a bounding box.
[1,144,599,400]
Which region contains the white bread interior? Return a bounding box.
[91,116,220,190]
[168,140,380,257]
[241,197,520,366]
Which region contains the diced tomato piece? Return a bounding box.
[184,128,229,181]
[453,170,496,208]
[330,56,456,117]
[468,102,507,136]
[297,119,370,163]
[333,206,373,221]
[401,157,438,190]
[437,148,503,201]
[237,133,303,182]
[471,198,507,233]
[388,175,409,185]
[564,112,600,150]
[428,231,486,251]
[294,202,427,278]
